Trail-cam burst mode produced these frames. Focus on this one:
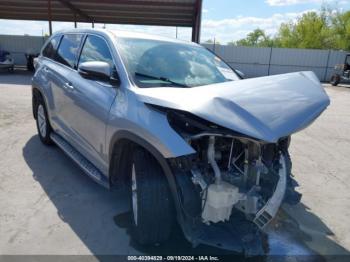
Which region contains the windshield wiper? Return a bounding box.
[135,72,189,88]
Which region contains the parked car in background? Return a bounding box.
[330,53,350,86]
[0,49,14,72]
[25,52,39,71]
[32,29,330,255]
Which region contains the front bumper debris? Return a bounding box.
[254,154,287,229]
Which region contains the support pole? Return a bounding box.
[92,21,94,28]
[74,14,77,28]
[324,49,331,82]
[191,0,202,43]
[48,0,52,35]
[213,38,216,53]
[267,46,273,76]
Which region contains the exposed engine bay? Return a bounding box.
[166,109,299,233]
[189,134,288,228]
[133,70,328,254]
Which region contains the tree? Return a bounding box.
[331,10,350,50]
[274,22,299,48]
[233,29,274,47]
[275,11,333,49]
[226,7,350,51]
[204,39,221,45]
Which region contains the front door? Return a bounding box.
[62,34,117,174]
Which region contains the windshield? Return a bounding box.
[116,37,240,88]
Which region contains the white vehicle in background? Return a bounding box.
[0,49,14,72]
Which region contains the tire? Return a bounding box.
[330,74,340,86]
[130,147,175,245]
[35,96,53,145]
[283,150,302,205]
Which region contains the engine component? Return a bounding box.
[236,186,261,216]
[202,180,241,224]
[191,168,207,191]
[202,136,243,224]
[184,132,290,227]
[207,136,221,183]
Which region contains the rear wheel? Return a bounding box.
[130,148,175,245]
[330,74,340,86]
[35,97,53,145]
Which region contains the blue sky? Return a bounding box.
[0,0,349,44]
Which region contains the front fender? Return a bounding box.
[106,88,196,160]
[108,129,184,220]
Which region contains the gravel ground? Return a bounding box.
[0,71,350,259]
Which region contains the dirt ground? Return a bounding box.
[0,70,350,259]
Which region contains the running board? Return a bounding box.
[50,132,109,188]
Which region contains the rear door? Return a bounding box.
[62,34,117,174]
[36,34,62,121]
[49,33,84,143]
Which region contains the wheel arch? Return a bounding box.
[108,130,182,214]
[32,86,53,126]
[32,87,42,119]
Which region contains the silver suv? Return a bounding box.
[32,29,329,253]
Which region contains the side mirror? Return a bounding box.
[236,69,245,79]
[78,61,119,84]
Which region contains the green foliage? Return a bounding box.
[275,11,334,49]
[204,39,221,45]
[234,29,274,47]
[331,11,350,50]
[231,8,350,51]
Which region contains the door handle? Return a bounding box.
[64,82,74,90]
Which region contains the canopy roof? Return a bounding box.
[0,0,202,41]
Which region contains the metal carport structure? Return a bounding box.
[0,0,202,42]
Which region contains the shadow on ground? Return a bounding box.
[0,69,33,85]
[336,84,350,88]
[22,135,350,260]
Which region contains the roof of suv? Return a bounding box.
[54,28,197,46]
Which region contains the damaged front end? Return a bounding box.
[165,109,301,255]
[136,72,329,254]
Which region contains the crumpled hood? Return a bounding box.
[134,71,330,143]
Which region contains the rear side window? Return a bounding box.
[56,34,83,68]
[78,35,113,67]
[42,35,61,59]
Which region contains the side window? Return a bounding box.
[42,35,61,59]
[56,34,83,68]
[78,35,113,67]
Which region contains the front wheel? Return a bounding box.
[330,74,340,86]
[130,148,175,245]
